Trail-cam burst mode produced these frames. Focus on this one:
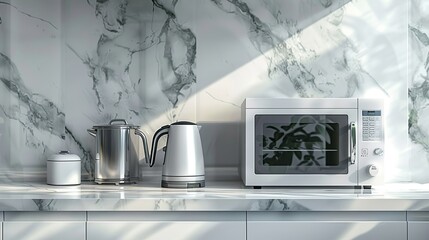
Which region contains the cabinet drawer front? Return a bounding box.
[248,221,406,240]
[408,222,429,240]
[88,221,245,240]
[3,222,85,240]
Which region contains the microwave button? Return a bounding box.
[373,148,384,156]
[363,117,369,121]
[369,117,375,121]
[368,164,379,177]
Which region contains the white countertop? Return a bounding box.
[0,181,429,211]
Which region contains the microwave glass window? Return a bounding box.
[255,114,349,174]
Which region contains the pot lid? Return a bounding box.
[48,151,81,162]
[93,119,138,129]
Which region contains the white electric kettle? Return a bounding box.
[135,121,205,188]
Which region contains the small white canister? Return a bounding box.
[47,151,81,185]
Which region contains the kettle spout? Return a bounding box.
[134,128,150,165]
[135,125,170,167]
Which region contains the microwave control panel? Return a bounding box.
[362,110,382,141]
[358,98,384,187]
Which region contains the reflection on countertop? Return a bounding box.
[0,181,428,211]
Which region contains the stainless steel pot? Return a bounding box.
[87,119,149,185]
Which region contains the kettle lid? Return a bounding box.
[171,121,196,126]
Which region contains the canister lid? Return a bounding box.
[48,151,81,162]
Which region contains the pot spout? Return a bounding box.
[87,129,97,137]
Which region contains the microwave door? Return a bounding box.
[248,109,358,186]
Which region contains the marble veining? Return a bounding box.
[0,182,426,211]
[408,22,429,151]
[0,0,199,179]
[408,0,429,182]
[83,0,152,116]
[250,199,309,211]
[0,1,57,29]
[33,199,56,211]
[211,0,319,97]
[210,0,387,98]
[0,2,94,178]
[153,0,196,110]
[76,0,197,120]
[0,53,65,138]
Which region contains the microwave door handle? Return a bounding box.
[350,122,357,165]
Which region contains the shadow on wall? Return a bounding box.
[199,121,240,167]
[199,121,241,180]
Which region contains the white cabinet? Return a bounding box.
[5,210,429,240]
[248,212,407,240]
[3,212,86,240]
[408,222,429,240]
[408,212,429,240]
[87,212,246,240]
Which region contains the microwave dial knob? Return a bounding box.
[373,148,384,156]
[368,165,379,177]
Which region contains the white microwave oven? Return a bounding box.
[240,98,384,188]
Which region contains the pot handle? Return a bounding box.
[87,129,97,137]
[109,119,128,125]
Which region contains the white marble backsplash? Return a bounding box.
[0,0,416,183]
[409,0,429,183]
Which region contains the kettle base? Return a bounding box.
[161,180,205,188]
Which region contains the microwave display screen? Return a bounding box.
[255,114,349,174]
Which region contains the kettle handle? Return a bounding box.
[149,125,170,167]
